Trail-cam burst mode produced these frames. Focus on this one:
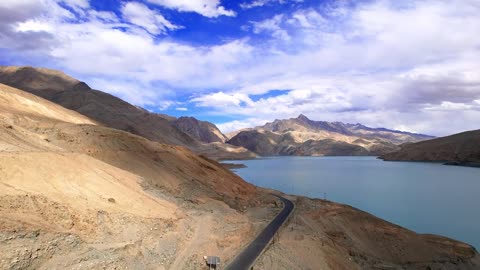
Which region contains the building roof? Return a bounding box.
[206,256,221,265]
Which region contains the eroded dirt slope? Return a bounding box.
[0,83,271,269]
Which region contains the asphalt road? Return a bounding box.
[225,195,294,270]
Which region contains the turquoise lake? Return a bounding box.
[225,156,480,249]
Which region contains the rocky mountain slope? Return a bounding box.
[1,83,479,269]
[228,114,433,156]
[381,129,480,166]
[0,66,254,160]
[172,116,228,143]
[227,130,371,156]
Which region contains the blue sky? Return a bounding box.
[1,0,480,136]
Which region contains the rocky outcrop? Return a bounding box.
[381,129,480,165]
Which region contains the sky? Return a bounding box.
[0,0,479,136]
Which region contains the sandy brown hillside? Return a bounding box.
[0,66,255,160]
[381,129,480,165]
[0,79,95,126]
[0,82,261,208]
[0,83,269,269]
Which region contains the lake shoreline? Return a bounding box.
[223,156,480,250]
[220,162,247,169]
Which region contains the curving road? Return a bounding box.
[225,195,294,270]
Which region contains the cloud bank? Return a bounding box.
[0,0,479,136]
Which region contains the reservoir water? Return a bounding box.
[225,156,480,249]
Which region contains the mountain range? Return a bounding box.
[227,114,434,156]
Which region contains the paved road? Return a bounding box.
[225,195,294,270]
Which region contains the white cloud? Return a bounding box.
[216,118,269,133]
[191,92,254,108]
[16,20,54,32]
[146,0,235,17]
[288,9,326,28]
[251,14,291,41]
[88,77,174,107]
[240,0,303,10]
[1,0,480,136]
[240,0,278,9]
[121,2,180,35]
[88,10,119,23]
[424,102,478,112]
[61,0,90,9]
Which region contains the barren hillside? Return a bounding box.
[0,66,255,160]
[381,129,480,165]
[172,116,228,143]
[0,83,269,269]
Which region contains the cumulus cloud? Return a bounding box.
[146,0,235,17]
[0,0,479,136]
[191,92,254,108]
[216,118,270,133]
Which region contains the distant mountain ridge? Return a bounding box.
[263,114,433,143]
[227,114,434,156]
[0,66,255,160]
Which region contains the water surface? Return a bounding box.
[225,156,480,249]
